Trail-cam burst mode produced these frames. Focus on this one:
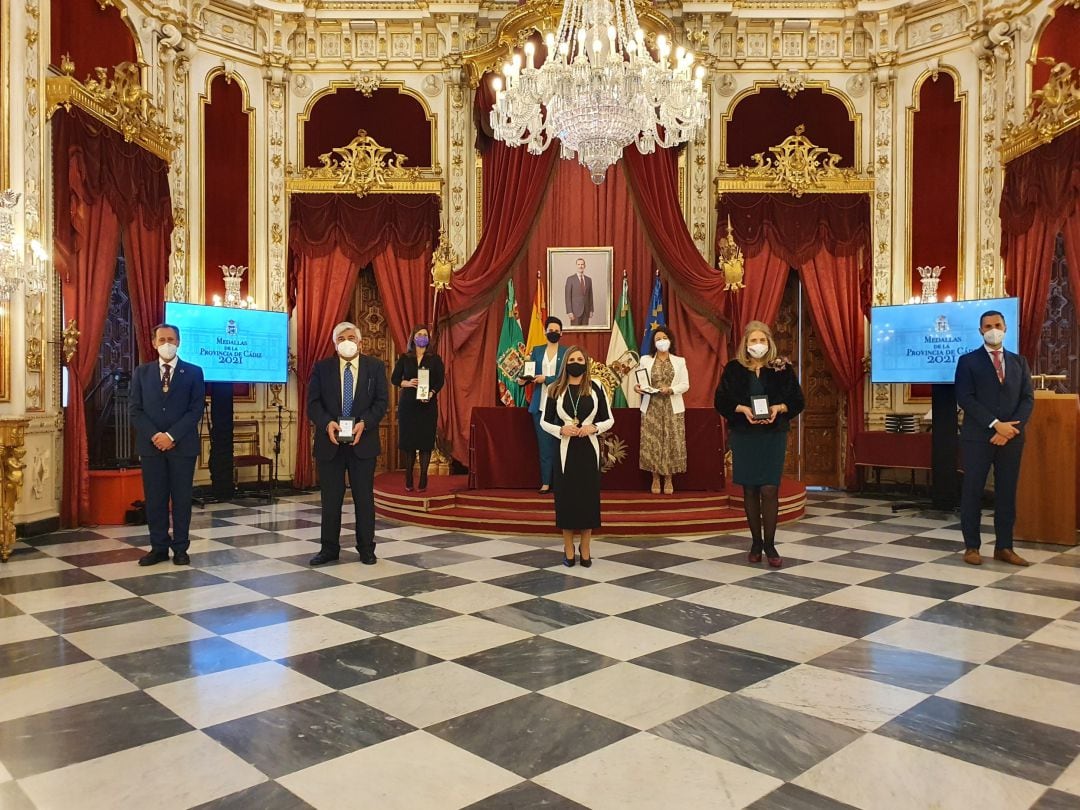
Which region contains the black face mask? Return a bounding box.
[566,362,587,377]
[546,331,561,343]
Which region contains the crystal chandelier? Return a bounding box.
[490,0,708,184]
[0,190,49,301]
[212,265,254,309]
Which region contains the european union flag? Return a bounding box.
[639,275,667,356]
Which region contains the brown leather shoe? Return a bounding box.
[993,548,1030,566]
[963,548,982,566]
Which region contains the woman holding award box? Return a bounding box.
[391,325,444,492]
[634,327,689,495]
[715,321,804,568]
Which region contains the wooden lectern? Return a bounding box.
[1015,390,1080,545]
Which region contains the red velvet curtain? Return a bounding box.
[292,249,359,488]
[1063,207,1080,313]
[1001,127,1080,360]
[124,208,170,361]
[436,141,559,463]
[722,244,790,352]
[718,193,870,267]
[621,147,729,323]
[799,248,867,489]
[56,160,123,527]
[372,239,436,351]
[53,109,173,526]
[509,159,655,362]
[289,193,439,486]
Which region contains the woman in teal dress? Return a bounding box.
[715,320,805,568]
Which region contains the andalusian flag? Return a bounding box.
[640,274,667,356]
[496,279,528,407]
[605,274,640,408]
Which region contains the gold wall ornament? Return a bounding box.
[715,125,874,197]
[1001,60,1080,163]
[717,214,746,292]
[62,319,80,363]
[0,418,27,563]
[430,227,457,291]
[45,59,176,162]
[287,130,442,197]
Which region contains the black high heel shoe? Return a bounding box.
[563,553,576,567]
[578,546,592,568]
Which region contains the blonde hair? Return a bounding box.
[548,346,594,399]
[736,320,779,368]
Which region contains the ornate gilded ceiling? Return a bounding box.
[127,0,1051,72]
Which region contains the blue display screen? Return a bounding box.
[163,302,289,384]
[870,297,1020,384]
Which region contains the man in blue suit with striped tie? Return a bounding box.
[129,323,205,566]
[954,309,1035,567]
[307,322,389,566]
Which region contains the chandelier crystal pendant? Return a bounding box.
[490,0,708,184]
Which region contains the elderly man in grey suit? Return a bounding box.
[564,257,594,326]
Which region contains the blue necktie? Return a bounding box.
[343,362,354,415]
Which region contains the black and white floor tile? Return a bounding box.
[1,492,1079,809]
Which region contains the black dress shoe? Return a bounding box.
[173,552,191,566]
[309,551,340,567]
[138,550,170,567]
[358,548,378,566]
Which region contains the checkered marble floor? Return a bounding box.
[1,493,1079,810]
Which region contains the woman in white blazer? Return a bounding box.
[541,346,615,566]
[634,328,689,494]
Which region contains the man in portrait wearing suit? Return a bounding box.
[307,322,389,566]
[564,256,594,326]
[129,323,206,566]
[954,310,1035,566]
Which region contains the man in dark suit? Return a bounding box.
[954,310,1035,566]
[564,257,594,326]
[307,322,389,566]
[129,323,206,566]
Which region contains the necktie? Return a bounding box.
[580,274,586,293]
[343,362,354,415]
[992,350,1005,383]
[161,363,172,393]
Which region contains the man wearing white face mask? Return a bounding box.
[307,322,389,566]
[129,323,206,566]
[955,310,1035,566]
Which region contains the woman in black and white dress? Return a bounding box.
[541,347,614,567]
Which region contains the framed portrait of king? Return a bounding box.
[547,247,613,332]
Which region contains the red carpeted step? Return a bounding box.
[373,473,806,537]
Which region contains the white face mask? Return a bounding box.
[654,339,671,353]
[982,328,1005,347]
[336,340,358,359]
[157,342,178,362]
[747,343,769,359]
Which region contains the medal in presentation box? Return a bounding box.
[750,394,771,420]
[338,418,355,441]
[417,368,431,401]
